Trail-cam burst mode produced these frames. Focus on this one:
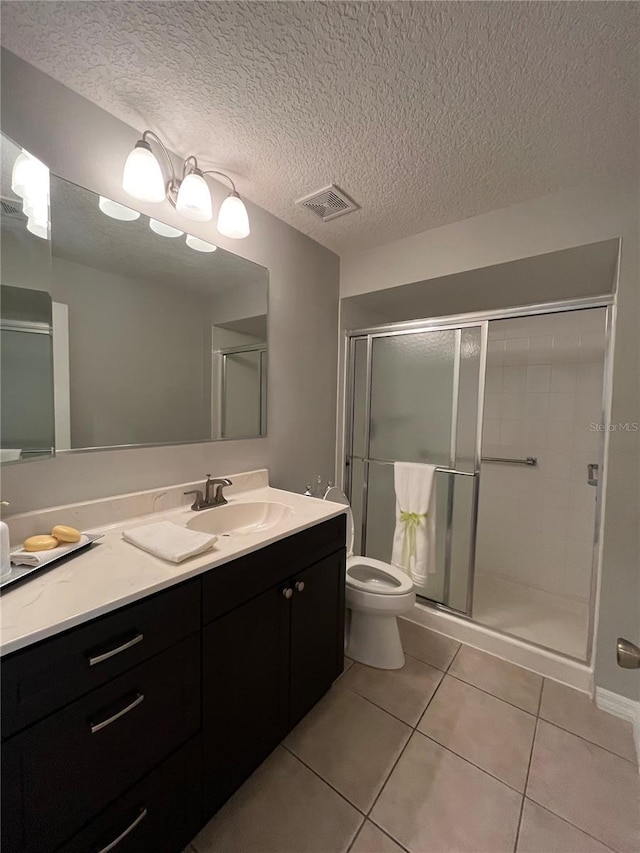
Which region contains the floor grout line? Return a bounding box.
[364,722,416,822]
[366,816,412,853]
[415,729,530,797]
[280,743,368,817]
[337,671,443,730]
[445,642,463,672]
[522,798,620,853]
[445,670,541,717]
[513,714,539,852]
[345,814,367,853]
[535,716,639,765]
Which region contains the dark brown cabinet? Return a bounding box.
[202,547,345,816]
[202,583,291,814]
[1,514,346,853]
[289,551,345,727]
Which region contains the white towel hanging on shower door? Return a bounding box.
[391,461,437,585]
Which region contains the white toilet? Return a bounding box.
[324,487,415,670]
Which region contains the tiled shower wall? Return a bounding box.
[475,309,606,602]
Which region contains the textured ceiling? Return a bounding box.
[2,1,638,255]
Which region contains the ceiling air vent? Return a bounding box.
[296,185,359,222]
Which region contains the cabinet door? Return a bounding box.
[202,584,290,818]
[289,550,345,728]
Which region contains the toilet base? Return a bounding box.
[346,609,405,670]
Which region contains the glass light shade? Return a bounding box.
[98,196,141,221]
[217,192,250,239]
[121,141,165,203]
[11,151,49,199]
[26,217,49,240]
[185,234,217,253]
[176,172,213,221]
[149,218,184,237]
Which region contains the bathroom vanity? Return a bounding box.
[0,488,346,853]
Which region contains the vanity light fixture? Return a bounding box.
[121,131,250,238]
[98,196,141,221]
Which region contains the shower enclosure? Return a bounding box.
[344,301,611,662]
[345,319,487,614]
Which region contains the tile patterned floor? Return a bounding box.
[189,619,639,853]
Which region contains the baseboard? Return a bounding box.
[595,687,640,767]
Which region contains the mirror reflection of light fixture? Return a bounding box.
[185,234,217,253]
[26,218,49,240]
[149,219,184,238]
[99,196,141,221]
[11,149,50,240]
[121,130,250,238]
[11,151,48,199]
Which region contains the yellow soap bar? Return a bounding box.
[24,534,59,552]
[51,525,82,543]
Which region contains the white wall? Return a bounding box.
[340,179,639,701]
[1,48,339,511]
[476,310,606,604]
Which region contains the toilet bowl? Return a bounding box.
[324,487,415,670]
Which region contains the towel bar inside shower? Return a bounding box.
[481,456,537,466]
[348,455,537,472]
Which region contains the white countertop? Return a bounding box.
[0,486,346,657]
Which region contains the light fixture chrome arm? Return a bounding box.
[202,170,237,193]
[141,130,179,192]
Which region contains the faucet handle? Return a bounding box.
[184,489,204,511]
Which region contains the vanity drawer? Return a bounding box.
[202,514,346,623]
[2,578,200,737]
[14,633,200,853]
[57,735,202,853]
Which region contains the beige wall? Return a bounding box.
[1,48,340,510]
[340,180,639,701]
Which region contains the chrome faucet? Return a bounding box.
[185,475,233,511]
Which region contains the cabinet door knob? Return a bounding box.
[282,587,293,599]
[294,581,305,593]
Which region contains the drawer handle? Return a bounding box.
[88,633,144,666]
[97,806,147,853]
[90,692,144,734]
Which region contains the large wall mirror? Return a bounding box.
[1,132,268,462]
[1,134,54,462]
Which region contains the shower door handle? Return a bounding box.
[587,463,599,487]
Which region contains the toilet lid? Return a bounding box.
[346,556,414,595]
[323,486,354,556]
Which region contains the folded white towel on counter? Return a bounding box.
[122,521,217,563]
[391,461,437,585]
[10,534,91,567]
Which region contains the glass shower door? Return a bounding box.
[346,323,486,613]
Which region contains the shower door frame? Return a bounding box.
[343,293,616,654]
[344,318,489,617]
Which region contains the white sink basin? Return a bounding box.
[187,501,294,537]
